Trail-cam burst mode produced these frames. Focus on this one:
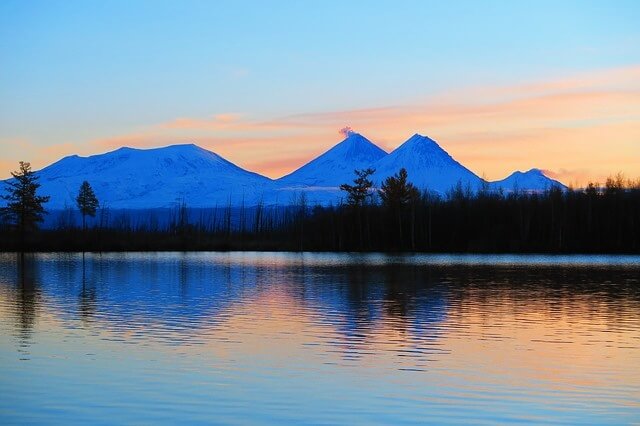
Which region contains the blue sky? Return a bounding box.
[1,0,639,183]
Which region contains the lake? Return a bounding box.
[1,252,639,424]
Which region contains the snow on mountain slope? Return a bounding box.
[372,134,484,194]
[0,136,569,211]
[489,168,566,192]
[5,144,273,209]
[271,132,388,205]
[277,132,387,187]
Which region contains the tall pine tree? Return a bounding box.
[339,168,375,207]
[76,181,99,231]
[1,162,50,247]
[379,168,419,208]
[340,168,376,249]
[379,168,419,249]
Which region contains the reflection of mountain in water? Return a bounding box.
[0,253,639,354]
[0,254,453,346]
[298,263,450,342]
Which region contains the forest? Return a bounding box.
[1,163,639,253]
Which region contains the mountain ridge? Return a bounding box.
[371,133,484,193]
[277,132,387,187]
[12,143,272,209]
[2,134,566,209]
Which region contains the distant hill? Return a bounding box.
[490,168,567,192]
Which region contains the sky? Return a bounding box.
[1,0,639,185]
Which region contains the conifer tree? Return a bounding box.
[340,168,375,207]
[76,180,99,231]
[1,162,50,247]
[379,168,419,248]
[379,168,419,208]
[340,168,376,248]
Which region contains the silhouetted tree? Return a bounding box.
[295,192,308,251]
[0,168,638,253]
[340,168,375,207]
[1,162,50,249]
[76,181,99,231]
[605,173,625,196]
[340,168,376,248]
[379,168,419,248]
[379,168,419,208]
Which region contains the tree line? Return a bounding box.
[1,162,639,253]
[306,168,640,253]
[1,162,99,250]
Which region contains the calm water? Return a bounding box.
[1,252,639,424]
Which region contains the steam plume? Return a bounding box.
[339,126,356,138]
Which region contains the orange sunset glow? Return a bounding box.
[3,66,638,186]
[2,2,640,424]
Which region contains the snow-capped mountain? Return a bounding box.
[490,168,566,192]
[1,134,568,211]
[272,132,388,205]
[12,144,272,209]
[371,134,484,194]
[277,132,387,187]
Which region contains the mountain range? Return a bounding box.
[1,132,566,209]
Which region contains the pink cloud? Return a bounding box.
[542,169,593,187]
[7,65,639,184]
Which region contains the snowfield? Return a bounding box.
[371,134,484,194]
[17,144,273,209]
[1,134,566,209]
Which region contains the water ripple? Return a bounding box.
[0,252,639,424]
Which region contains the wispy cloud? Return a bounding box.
[98,66,640,184]
[162,113,246,131]
[4,65,639,184]
[543,168,593,187]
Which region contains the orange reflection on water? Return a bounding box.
[1,253,639,421]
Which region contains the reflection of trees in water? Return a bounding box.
[42,255,261,341]
[445,265,640,321]
[382,265,417,321]
[348,265,447,325]
[78,255,97,323]
[382,265,451,337]
[78,284,97,323]
[41,253,99,324]
[344,265,378,335]
[302,263,640,361]
[6,253,639,357]
[299,263,450,343]
[179,253,189,297]
[15,254,41,359]
[5,255,448,346]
